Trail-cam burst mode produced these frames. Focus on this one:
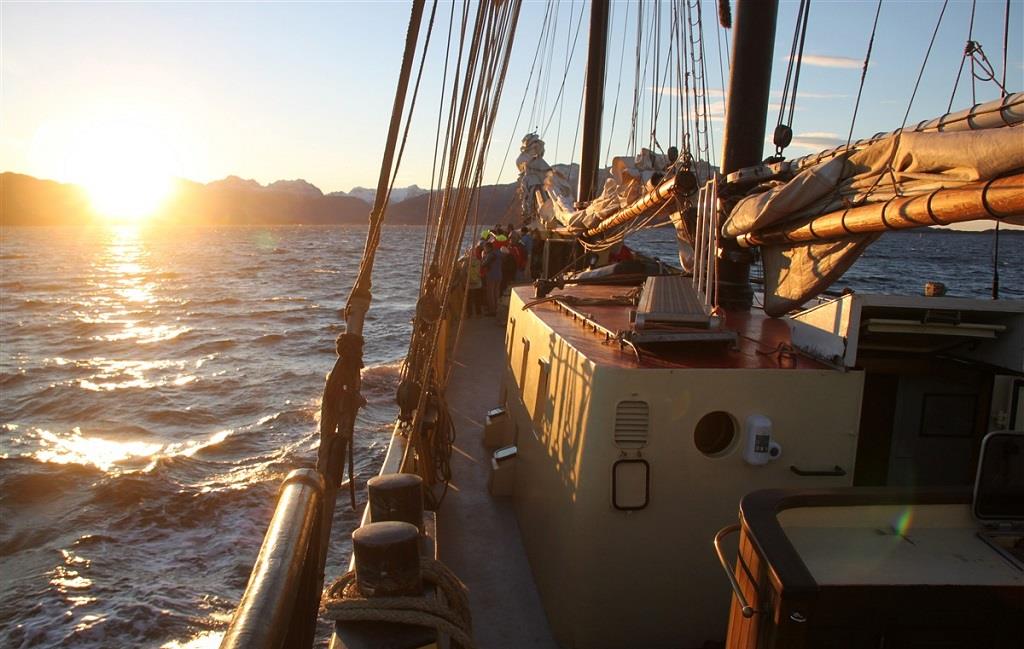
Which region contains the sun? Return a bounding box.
[65,118,177,222]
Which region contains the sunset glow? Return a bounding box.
[63,118,178,221]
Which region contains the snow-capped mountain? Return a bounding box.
[327,184,428,205]
[206,176,322,197]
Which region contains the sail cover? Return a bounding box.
[723,126,1024,238]
[516,133,676,230]
[721,123,1024,316]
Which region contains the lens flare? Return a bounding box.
[892,507,914,537]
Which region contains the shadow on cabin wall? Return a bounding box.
[854,355,994,488]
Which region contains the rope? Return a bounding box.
[627,0,644,152]
[605,1,629,166]
[948,1,1008,112]
[1002,0,1010,95]
[347,0,429,314]
[399,0,523,495]
[992,0,1010,301]
[424,0,458,284]
[546,0,586,159]
[901,0,948,132]
[492,0,554,189]
[321,558,474,649]
[773,0,810,157]
[857,0,948,205]
[845,0,882,148]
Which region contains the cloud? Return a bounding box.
[773,90,850,100]
[787,131,847,151]
[785,54,861,69]
[653,86,726,98]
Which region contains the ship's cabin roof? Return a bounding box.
[513,283,832,371]
[514,282,1024,374]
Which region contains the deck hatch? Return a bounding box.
[614,400,650,449]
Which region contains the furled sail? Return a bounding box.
[516,133,680,230]
[723,126,1024,238]
[719,94,1024,316]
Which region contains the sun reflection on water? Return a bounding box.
[22,426,236,475]
[33,428,164,472]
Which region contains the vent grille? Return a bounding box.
[614,400,650,449]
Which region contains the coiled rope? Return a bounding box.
[321,558,474,649]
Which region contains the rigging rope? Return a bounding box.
[901,0,949,131]
[312,0,428,630]
[773,0,810,157]
[993,0,1011,301]
[580,0,719,254]
[1002,0,1010,94]
[492,0,553,191]
[398,0,523,505]
[846,0,881,147]
[540,0,586,141]
[948,0,1008,111]
[604,0,630,166]
[860,0,948,202]
[628,1,644,152]
[424,0,458,284]
[714,1,729,124]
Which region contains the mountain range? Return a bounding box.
[0,172,514,227]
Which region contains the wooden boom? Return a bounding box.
[582,171,685,238]
[735,172,1024,248]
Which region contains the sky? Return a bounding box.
[2,0,1022,196]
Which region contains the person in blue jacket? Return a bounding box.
[481,242,503,316]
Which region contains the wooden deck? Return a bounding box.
[438,315,559,649]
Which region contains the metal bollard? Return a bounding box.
[367,472,424,531]
[352,521,422,597]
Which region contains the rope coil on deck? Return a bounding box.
[321,558,475,649]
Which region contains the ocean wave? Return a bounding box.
[186,338,237,354]
[0,426,253,482]
[360,360,403,398]
[253,333,286,345]
[0,457,105,508]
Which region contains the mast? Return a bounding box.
[576,0,610,206]
[718,0,779,311]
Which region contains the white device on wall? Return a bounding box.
[743,414,781,466]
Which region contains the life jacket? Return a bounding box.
[509,243,527,269]
[610,244,635,263]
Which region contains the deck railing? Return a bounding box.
[220,469,325,649]
[692,176,720,309]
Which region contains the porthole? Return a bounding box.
[694,411,737,457]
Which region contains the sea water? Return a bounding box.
[1,224,1020,648]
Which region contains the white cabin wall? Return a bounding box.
[503,290,866,648]
[566,366,863,648]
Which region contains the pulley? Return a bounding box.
[415,292,441,324]
[674,168,700,196]
[773,124,793,153]
[396,378,422,422]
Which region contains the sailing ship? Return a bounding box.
[220,1,1024,648]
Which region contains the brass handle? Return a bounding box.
[713,524,758,618]
[789,464,846,477]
